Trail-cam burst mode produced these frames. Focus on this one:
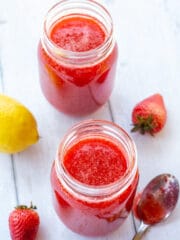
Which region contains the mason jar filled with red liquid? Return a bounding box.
[51,120,139,236]
[38,0,118,115]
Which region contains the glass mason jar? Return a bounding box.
[38,0,118,115]
[51,120,139,236]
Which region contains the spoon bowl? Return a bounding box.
[132,173,179,240]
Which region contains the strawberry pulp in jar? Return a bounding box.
[38,0,118,115]
[51,120,139,236]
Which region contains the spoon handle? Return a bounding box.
[132,222,150,240]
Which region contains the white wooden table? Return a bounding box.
[0,0,180,239]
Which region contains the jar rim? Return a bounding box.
[41,0,114,65]
[55,120,138,200]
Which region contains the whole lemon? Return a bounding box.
[0,94,39,153]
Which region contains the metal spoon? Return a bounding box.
[132,173,179,240]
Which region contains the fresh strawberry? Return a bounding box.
[9,202,40,240]
[131,93,167,135]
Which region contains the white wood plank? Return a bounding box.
[0,154,17,238]
[110,0,180,239]
[0,3,18,239]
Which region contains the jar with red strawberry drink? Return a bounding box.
[51,120,139,236]
[38,0,118,115]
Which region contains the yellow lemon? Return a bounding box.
[0,94,39,153]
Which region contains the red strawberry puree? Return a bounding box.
[50,17,105,52]
[63,138,127,186]
[51,121,139,236]
[38,15,118,115]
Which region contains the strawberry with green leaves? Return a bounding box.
[131,93,167,135]
[9,202,40,240]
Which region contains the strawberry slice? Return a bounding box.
[131,93,167,135]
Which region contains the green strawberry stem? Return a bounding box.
[15,202,37,210]
[131,115,155,135]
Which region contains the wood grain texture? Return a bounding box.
[0,0,180,239]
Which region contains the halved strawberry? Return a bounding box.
[131,93,167,135]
